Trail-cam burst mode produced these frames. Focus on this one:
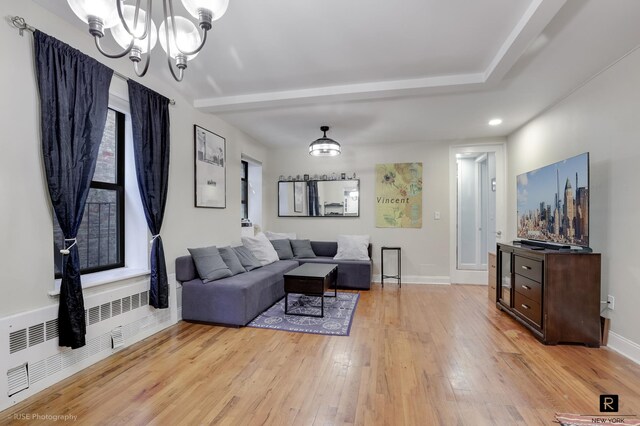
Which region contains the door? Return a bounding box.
[449,144,505,284]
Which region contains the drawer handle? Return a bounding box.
[521,265,531,270]
[521,304,530,310]
[521,285,531,290]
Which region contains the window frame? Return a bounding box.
[241,160,249,220]
[54,108,126,278]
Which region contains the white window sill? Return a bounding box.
[49,267,150,296]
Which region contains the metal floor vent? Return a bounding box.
[8,291,150,355]
[9,329,27,354]
[7,363,28,396]
[28,324,44,347]
[111,327,124,349]
[45,319,58,341]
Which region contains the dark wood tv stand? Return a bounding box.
[495,242,601,347]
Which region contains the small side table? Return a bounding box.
[381,246,401,288]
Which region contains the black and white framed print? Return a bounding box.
[194,125,226,208]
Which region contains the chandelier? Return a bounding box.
[309,126,341,157]
[66,0,228,81]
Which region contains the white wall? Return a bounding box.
[507,47,640,353]
[0,0,267,317]
[265,138,505,282]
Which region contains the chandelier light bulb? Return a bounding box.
[111,6,158,54]
[159,16,202,62]
[181,0,229,21]
[67,0,120,29]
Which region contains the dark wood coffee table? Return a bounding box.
[283,263,338,317]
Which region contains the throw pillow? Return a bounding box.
[270,239,294,260]
[290,239,317,258]
[218,246,246,276]
[334,235,370,261]
[264,231,297,240]
[187,246,233,283]
[241,232,280,265]
[233,246,262,271]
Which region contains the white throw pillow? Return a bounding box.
[334,235,370,261]
[264,231,297,240]
[241,232,280,265]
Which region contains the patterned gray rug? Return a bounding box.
[247,292,359,336]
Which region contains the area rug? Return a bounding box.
[247,292,359,336]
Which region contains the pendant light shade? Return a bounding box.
[309,126,341,157]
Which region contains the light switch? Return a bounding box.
[434,211,441,220]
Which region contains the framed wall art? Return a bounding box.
[194,125,226,208]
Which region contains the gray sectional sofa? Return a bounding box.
[176,241,372,326]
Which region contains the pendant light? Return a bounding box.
[309,126,341,157]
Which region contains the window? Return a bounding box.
[241,160,248,219]
[54,109,125,277]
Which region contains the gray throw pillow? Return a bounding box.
[270,239,294,260]
[290,239,316,258]
[187,246,233,283]
[233,245,262,271]
[218,246,246,276]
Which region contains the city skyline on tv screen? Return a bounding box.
[517,153,589,247]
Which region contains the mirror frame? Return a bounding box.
[277,179,360,218]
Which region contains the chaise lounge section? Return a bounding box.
[298,241,372,290]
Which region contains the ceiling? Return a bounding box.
[34,0,640,148]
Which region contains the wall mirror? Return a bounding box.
[278,180,360,217]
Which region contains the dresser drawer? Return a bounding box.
[514,274,542,304]
[514,255,542,282]
[514,292,542,328]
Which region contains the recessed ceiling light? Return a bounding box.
[488,118,503,126]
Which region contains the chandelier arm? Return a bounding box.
[134,54,151,77]
[166,55,184,82]
[133,5,153,78]
[177,30,208,56]
[162,0,184,82]
[167,0,210,56]
[94,36,134,59]
[116,0,150,40]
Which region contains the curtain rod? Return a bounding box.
[10,16,176,106]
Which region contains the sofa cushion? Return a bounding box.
[290,239,316,258]
[264,231,297,240]
[218,246,246,276]
[310,241,338,257]
[242,232,280,265]
[334,235,370,261]
[233,245,262,271]
[270,239,294,260]
[187,246,233,283]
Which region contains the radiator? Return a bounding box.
[0,274,179,412]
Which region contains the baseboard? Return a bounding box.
[372,275,450,285]
[607,331,640,365]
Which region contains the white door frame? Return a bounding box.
[449,143,506,285]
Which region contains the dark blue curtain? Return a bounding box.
[127,80,170,309]
[34,31,113,348]
[307,181,320,216]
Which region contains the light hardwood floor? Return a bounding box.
[3,284,640,425]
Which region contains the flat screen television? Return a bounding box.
[517,152,590,249]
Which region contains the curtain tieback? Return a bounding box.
[150,234,160,244]
[60,238,77,255]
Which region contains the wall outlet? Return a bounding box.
[434,211,441,220]
[607,295,615,310]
